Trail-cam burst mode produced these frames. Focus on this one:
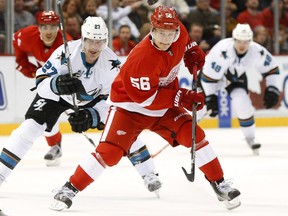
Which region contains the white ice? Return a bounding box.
[0,127,287,216]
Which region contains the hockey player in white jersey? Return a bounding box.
[0,17,161,193]
[201,23,281,155]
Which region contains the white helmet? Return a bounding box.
[81,16,108,40]
[232,23,253,41]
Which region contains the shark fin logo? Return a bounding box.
[0,71,7,110]
[109,59,121,70]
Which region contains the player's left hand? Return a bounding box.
[263,86,280,108]
[174,88,205,111]
[68,108,100,133]
[184,41,205,74]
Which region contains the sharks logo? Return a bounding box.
[109,59,121,70]
[221,51,228,59]
[56,51,69,65]
[226,67,247,84]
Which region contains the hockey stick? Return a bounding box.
[81,131,96,147]
[182,66,198,182]
[151,109,211,158]
[57,0,78,116]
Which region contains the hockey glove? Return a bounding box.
[68,108,100,133]
[263,86,280,109]
[174,88,205,111]
[184,41,205,74]
[205,95,218,117]
[17,63,37,78]
[51,74,84,95]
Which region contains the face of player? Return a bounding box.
[152,28,178,51]
[82,38,107,64]
[39,24,59,47]
[234,40,250,54]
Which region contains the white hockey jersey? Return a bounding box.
[201,38,281,96]
[35,39,120,123]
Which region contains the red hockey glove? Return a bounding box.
[17,63,37,78]
[174,88,205,111]
[184,41,205,74]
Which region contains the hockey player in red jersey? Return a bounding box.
[50,6,241,211]
[13,11,72,166]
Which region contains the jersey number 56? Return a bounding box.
[130,77,151,90]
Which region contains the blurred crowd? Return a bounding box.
[1,0,288,55]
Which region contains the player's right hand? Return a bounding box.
[51,74,84,95]
[68,108,100,133]
[174,88,204,111]
[205,95,218,117]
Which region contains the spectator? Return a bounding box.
[138,22,151,41]
[237,0,263,30]
[253,25,273,53]
[34,0,45,22]
[80,0,98,21]
[113,24,136,56]
[261,0,288,35]
[23,0,39,14]
[279,25,288,54]
[189,23,210,52]
[186,0,220,40]
[209,0,220,10]
[62,0,82,19]
[96,0,143,39]
[225,0,238,37]
[65,15,81,40]
[0,0,5,53]
[14,0,36,32]
[124,2,149,31]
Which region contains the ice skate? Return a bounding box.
[50,181,78,211]
[246,138,261,156]
[143,172,162,197]
[44,143,62,166]
[0,209,8,216]
[210,178,241,210]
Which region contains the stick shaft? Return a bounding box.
[57,0,78,115]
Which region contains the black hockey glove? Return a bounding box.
[263,86,280,109]
[68,108,100,133]
[51,74,84,95]
[205,95,218,117]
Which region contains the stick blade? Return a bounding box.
[181,167,195,182]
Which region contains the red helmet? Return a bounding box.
[37,11,60,25]
[151,6,180,30]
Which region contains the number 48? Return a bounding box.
[130,77,151,90]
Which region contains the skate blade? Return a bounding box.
[45,158,61,167]
[223,197,241,210]
[49,200,68,211]
[154,189,160,198]
[253,148,260,156]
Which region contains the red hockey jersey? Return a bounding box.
[13,25,72,78]
[110,23,190,117]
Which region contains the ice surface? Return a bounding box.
[0,127,287,216]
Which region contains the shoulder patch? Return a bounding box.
[109,59,121,70]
